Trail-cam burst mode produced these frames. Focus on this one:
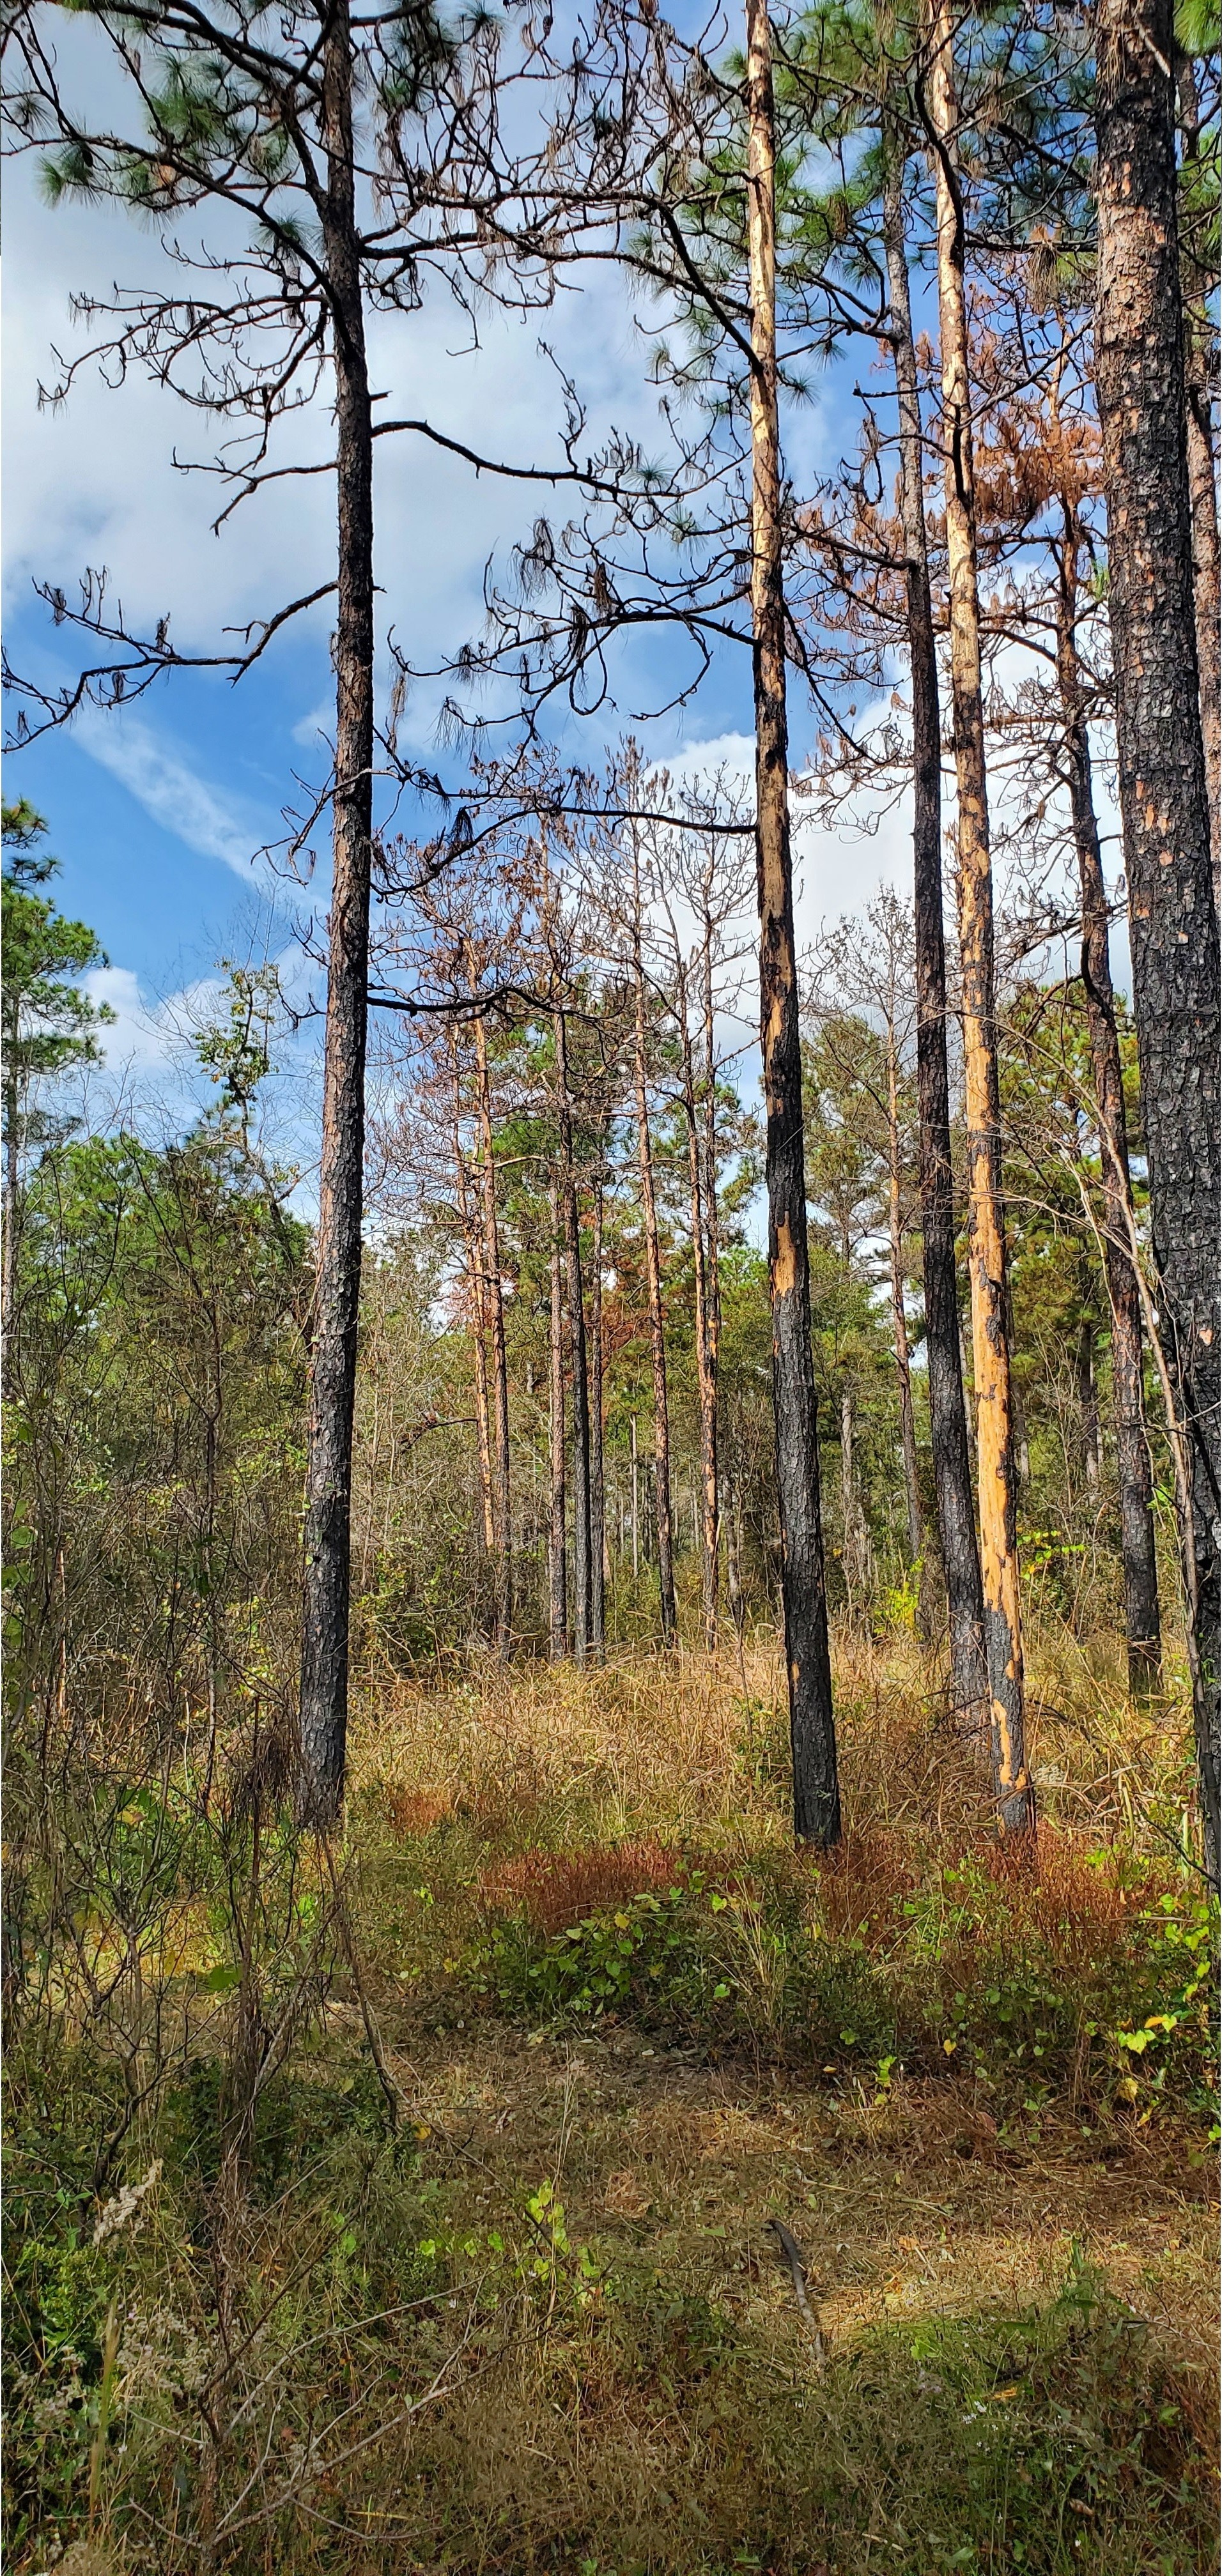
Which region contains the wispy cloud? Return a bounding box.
[75,708,270,879]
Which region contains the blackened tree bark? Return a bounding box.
[298,0,375,1827]
[928,1,1033,1834]
[1095,0,1221,1872]
[1175,48,1221,882]
[746,0,839,1844]
[547,1174,568,1660]
[883,150,988,1735]
[1055,502,1161,1687]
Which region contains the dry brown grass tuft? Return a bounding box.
[477,1836,683,1933]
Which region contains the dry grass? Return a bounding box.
[8,1625,1216,2574]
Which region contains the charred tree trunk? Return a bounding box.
[746,0,839,1844]
[474,1006,513,1656]
[883,148,988,1730]
[1186,388,1221,885]
[630,838,677,1647]
[928,6,1033,1834]
[547,1176,568,1661]
[1056,506,1161,1687]
[298,0,375,1828]
[555,1006,592,1663]
[1176,49,1221,882]
[2,1077,19,1397]
[1095,0,1221,1872]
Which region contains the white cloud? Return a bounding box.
[73,708,271,879]
[84,962,228,1072]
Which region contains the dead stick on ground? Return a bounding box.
[767,2216,825,2369]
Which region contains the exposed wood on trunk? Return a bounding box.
[1055,501,1161,1687]
[883,147,988,1732]
[1095,0,1221,1873]
[746,0,839,1844]
[474,1002,513,1655]
[298,0,375,1828]
[927,3,1033,1835]
[547,1175,568,1661]
[630,825,677,1647]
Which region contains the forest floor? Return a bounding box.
[8,1631,1219,2574]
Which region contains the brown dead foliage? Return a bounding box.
[477,1837,684,1933]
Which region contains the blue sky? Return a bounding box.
[4,38,1118,1163]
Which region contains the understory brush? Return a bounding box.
[354,1641,1216,2128]
[4,1634,1216,2570]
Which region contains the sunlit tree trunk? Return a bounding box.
[883,147,987,1732]
[1095,0,1220,1873]
[928,3,1033,1834]
[746,0,839,1844]
[298,0,375,1824]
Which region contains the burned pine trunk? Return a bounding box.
[746,0,839,1846]
[298,0,375,1828]
[1095,0,1221,1871]
[1055,507,1161,1688]
[928,3,1033,1834]
[883,149,988,1737]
